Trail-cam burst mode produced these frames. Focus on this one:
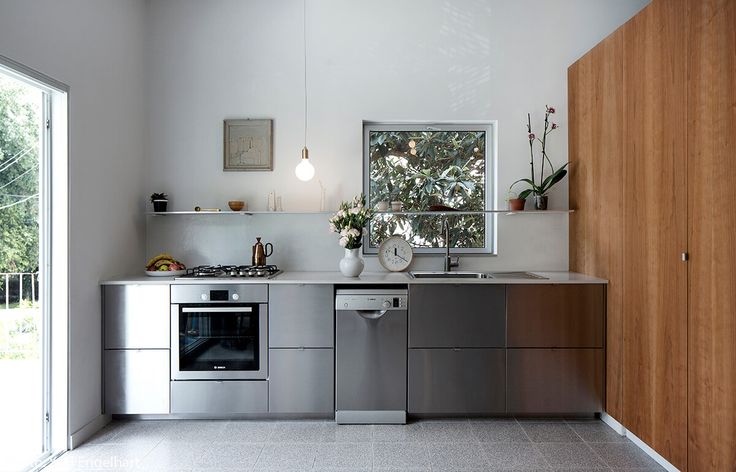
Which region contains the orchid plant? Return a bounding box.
[510,105,569,199]
[329,194,374,249]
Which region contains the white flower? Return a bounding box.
[350,207,360,215]
[348,228,360,238]
[337,210,345,218]
[340,228,348,237]
[329,223,336,232]
[339,236,348,247]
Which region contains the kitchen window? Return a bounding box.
[363,122,496,254]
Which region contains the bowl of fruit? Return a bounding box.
[145,253,187,277]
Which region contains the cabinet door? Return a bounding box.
[104,285,170,349]
[269,348,334,414]
[409,285,505,348]
[622,1,688,468]
[507,349,603,414]
[104,349,170,414]
[269,284,334,348]
[170,380,268,414]
[507,285,604,348]
[408,348,505,414]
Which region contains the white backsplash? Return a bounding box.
[146,213,569,273]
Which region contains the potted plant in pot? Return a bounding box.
[150,192,168,212]
[506,190,526,212]
[510,105,568,210]
[329,194,374,277]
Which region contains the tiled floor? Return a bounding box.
[43,418,665,471]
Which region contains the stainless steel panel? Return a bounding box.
[104,349,170,414]
[335,289,408,311]
[170,380,268,414]
[409,285,505,348]
[507,285,605,348]
[335,410,406,424]
[170,304,268,380]
[270,284,334,348]
[336,308,407,413]
[268,348,334,413]
[170,284,268,303]
[104,285,170,349]
[408,348,506,414]
[507,348,604,414]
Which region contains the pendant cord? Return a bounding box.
[303,0,308,149]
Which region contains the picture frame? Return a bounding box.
[223,119,273,171]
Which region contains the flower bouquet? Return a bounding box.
[329,194,373,276]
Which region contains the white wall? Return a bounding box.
[145,0,648,272]
[0,0,147,436]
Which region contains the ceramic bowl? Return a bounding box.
[228,200,245,211]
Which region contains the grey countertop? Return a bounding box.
[100,270,607,285]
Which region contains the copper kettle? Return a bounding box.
[251,237,273,266]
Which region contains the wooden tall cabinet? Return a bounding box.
[569,0,735,470]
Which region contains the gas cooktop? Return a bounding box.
[176,264,281,279]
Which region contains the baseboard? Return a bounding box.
[600,412,680,472]
[69,414,111,449]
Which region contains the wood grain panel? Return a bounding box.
[622,0,688,469]
[568,29,624,419]
[687,0,736,469]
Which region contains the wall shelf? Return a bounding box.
[146,209,574,217]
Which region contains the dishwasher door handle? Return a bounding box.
[356,309,388,320]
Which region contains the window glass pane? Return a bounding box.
[367,128,488,249]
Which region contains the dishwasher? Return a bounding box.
[335,289,408,424]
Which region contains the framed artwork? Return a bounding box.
[223,119,273,171]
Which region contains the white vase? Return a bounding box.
[339,248,364,277]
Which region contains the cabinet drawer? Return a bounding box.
[104,285,170,349]
[408,348,505,414]
[269,284,334,348]
[409,285,505,348]
[269,348,334,414]
[507,285,604,348]
[507,348,603,414]
[104,349,170,414]
[170,380,268,414]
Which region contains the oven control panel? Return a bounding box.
[171,284,268,304]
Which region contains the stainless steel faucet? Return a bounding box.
[442,219,460,272]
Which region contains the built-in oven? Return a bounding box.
[170,284,268,380]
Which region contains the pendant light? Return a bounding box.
[295,0,315,182]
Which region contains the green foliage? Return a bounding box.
[0,77,40,273]
[0,311,40,360]
[368,130,487,248]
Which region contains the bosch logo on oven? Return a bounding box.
[214,366,226,370]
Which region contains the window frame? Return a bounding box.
[362,121,497,255]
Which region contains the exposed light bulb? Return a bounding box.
[295,147,315,182]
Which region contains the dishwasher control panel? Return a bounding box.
[335,289,408,311]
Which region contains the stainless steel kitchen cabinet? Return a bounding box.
[269,348,334,414]
[268,284,334,414]
[507,284,604,348]
[104,284,170,349]
[507,348,604,414]
[269,284,334,348]
[409,285,505,348]
[171,380,268,414]
[104,349,169,414]
[408,348,506,414]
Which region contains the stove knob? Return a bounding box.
[200,293,208,301]
[232,293,240,301]
[382,300,391,309]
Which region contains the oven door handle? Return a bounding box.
[182,307,253,313]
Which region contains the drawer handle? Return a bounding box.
[357,310,387,320]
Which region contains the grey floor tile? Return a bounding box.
[610,468,665,472]
[589,443,663,469]
[521,422,583,443]
[568,422,627,443]
[373,442,431,469]
[44,444,154,471]
[470,420,529,443]
[254,442,317,470]
[164,421,228,443]
[313,443,372,469]
[428,442,490,470]
[536,442,608,469]
[323,424,374,442]
[373,423,425,442]
[195,442,263,469]
[220,421,276,442]
[481,442,549,469]
[270,421,330,443]
[419,421,475,442]
[134,440,210,470]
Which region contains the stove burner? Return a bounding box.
[179,264,281,279]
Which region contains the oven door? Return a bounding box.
[171,303,268,380]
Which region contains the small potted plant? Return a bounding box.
[506,190,526,212]
[510,105,569,210]
[150,192,168,212]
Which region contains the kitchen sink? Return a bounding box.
[409,271,488,279]
[487,271,548,280]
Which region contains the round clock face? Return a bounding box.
[378,236,413,272]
